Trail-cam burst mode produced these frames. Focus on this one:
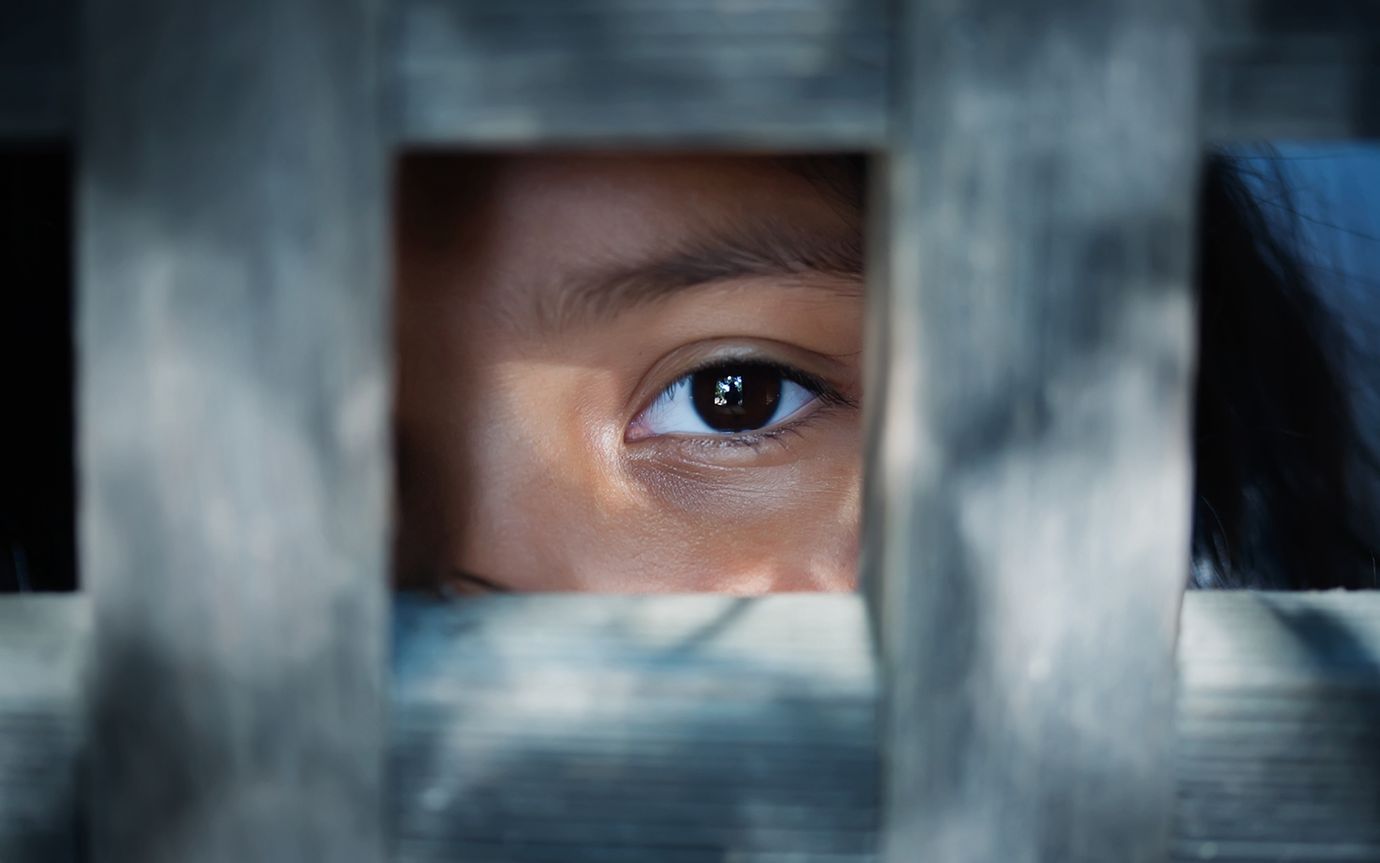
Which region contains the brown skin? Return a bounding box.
[393,154,863,593]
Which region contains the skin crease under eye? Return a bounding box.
[392,153,864,594]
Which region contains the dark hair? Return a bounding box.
[1192,150,1379,589]
[799,150,1380,590]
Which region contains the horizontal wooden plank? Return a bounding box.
[1202,0,1380,141]
[0,0,72,139]
[393,0,887,147]
[0,595,87,863]
[1,592,1378,860]
[3,0,1377,143]
[1173,591,1380,863]
[390,594,879,863]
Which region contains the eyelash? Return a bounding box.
[641,358,856,448]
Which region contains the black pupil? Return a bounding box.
[690,364,782,432]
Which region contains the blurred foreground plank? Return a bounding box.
[871,2,1197,861]
[3,0,1377,142]
[77,1,389,860]
[2,593,1379,861]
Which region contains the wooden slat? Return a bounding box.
[78,2,389,861]
[2,596,1380,856]
[869,2,1200,862]
[1203,0,1380,141]
[1174,592,1380,862]
[390,594,878,863]
[393,0,887,147]
[0,596,87,863]
[0,593,1377,859]
[5,0,1377,144]
[0,0,72,139]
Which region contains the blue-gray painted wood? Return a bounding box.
[1,593,1378,859]
[3,0,1377,143]
[392,0,887,147]
[77,1,389,861]
[1174,591,1380,862]
[0,0,72,140]
[1203,0,1380,140]
[390,594,879,863]
[869,2,1201,861]
[0,596,87,863]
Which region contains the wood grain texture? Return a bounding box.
[0,596,87,863]
[390,594,879,863]
[7,0,1375,144]
[868,2,1200,862]
[1202,0,1380,141]
[392,0,887,147]
[1174,592,1380,862]
[78,2,389,861]
[0,593,1377,859]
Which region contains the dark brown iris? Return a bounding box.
[690,363,782,432]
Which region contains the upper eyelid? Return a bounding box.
[624,338,861,423]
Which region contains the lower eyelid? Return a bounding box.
[632,368,826,440]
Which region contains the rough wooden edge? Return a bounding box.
[77,1,389,860]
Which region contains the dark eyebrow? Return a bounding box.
[535,217,864,333]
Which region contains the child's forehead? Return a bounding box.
[397,153,863,331]
[469,153,853,221]
[400,153,859,224]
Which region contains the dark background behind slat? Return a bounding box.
[0,146,76,592]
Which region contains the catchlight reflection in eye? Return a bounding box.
[628,361,819,439]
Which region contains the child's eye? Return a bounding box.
[627,361,822,440]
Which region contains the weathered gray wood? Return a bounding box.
[869,2,1201,862]
[1174,591,1380,862]
[1203,0,1380,141]
[0,0,73,139]
[393,0,886,147]
[0,596,87,863]
[78,2,389,862]
[1,593,1378,860]
[390,594,878,863]
[7,0,1375,144]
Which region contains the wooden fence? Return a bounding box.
[0,1,1377,861]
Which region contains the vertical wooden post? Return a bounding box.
[867,1,1200,860]
[79,2,387,861]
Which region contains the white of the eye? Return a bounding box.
[638,375,817,436]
